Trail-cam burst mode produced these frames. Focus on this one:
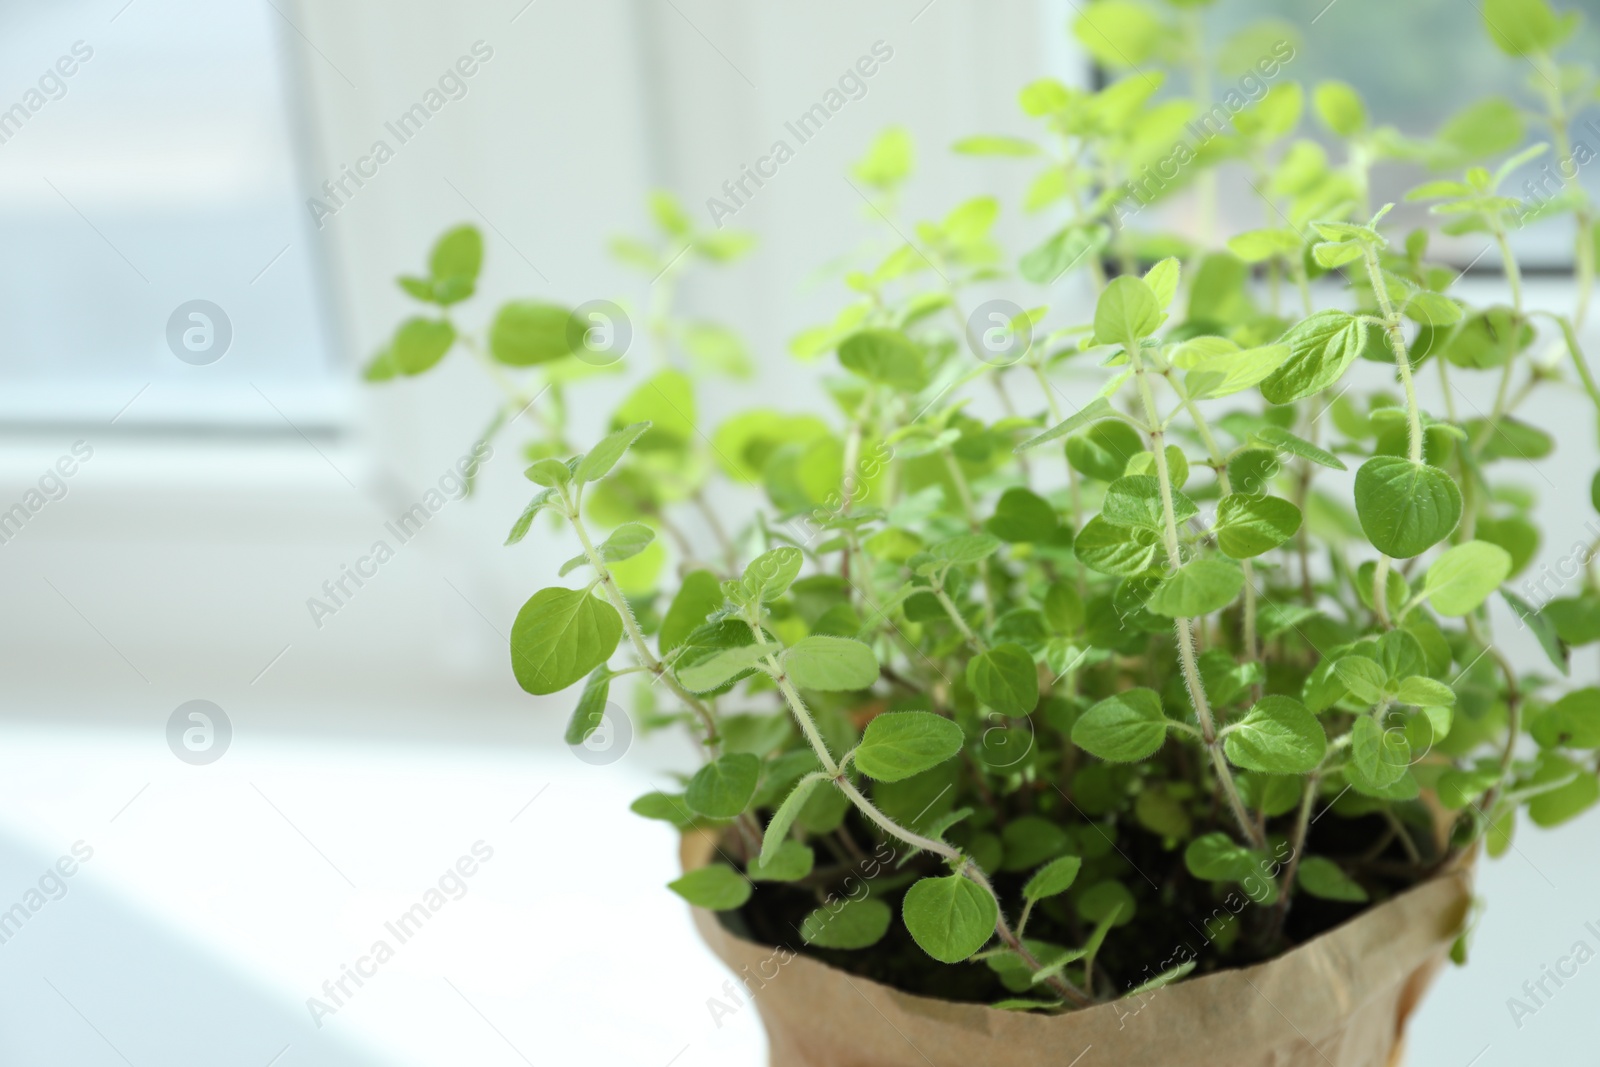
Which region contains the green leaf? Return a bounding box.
[1135,787,1192,839]
[952,134,1039,156]
[1394,675,1456,708]
[1296,856,1368,902]
[1122,445,1190,487]
[1184,833,1261,884]
[1313,81,1367,137]
[1260,310,1366,404]
[854,711,964,782]
[749,839,814,883]
[1334,657,1388,705]
[505,489,558,545]
[648,190,692,236]
[1143,257,1181,309]
[563,669,611,746]
[739,547,804,603]
[668,865,751,910]
[1422,540,1512,616]
[1066,420,1145,482]
[1227,228,1304,263]
[1527,753,1600,826]
[1077,879,1137,926]
[1435,97,1524,165]
[903,874,997,963]
[1022,855,1083,902]
[1214,495,1303,558]
[1531,688,1600,750]
[782,635,879,691]
[1503,590,1571,675]
[1072,688,1169,762]
[396,275,434,303]
[1405,291,1464,327]
[930,533,1002,565]
[1103,475,1198,530]
[1073,517,1161,576]
[1019,225,1108,284]
[595,522,655,564]
[1147,559,1245,617]
[1253,426,1348,470]
[1073,0,1166,68]
[1351,715,1409,788]
[838,329,926,391]
[1546,596,1600,645]
[966,643,1040,716]
[800,898,893,949]
[685,754,761,819]
[1093,276,1164,350]
[391,317,457,374]
[1444,307,1533,369]
[1224,696,1326,775]
[1018,77,1072,116]
[1124,961,1199,998]
[985,487,1057,542]
[1437,767,1500,810]
[1354,457,1463,558]
[524,458,572,488]
[1482,0,1581,56]
[1043,581,1086,633]
[761,772,828,864]
[1185,343,1291,399]
[428,224,482,301]
[1015,396,1115,452]
[575,423,651,483]
[490,301,574,366]
[660,570,724,654]
[676,644,771,693]
[510,588,624,696]
[630,790,698,829]
[1469,416,1553,463]
[1001,817,1071,871]
[853,127,913,190]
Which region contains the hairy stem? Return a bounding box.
[565,490,720,750]
[1362,247,1422,633]
[1169,368,1258,665]
[933,580,988,653]
[1265,774,1319,941]
[763,636,1090,1007]
[1131,350,1265,849]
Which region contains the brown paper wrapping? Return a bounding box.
[681,834,1472,1067]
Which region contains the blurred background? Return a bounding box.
[0,0,1597,1062]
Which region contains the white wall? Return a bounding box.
[2,0,1076,718]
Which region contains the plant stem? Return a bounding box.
[463,335,561,441]
[933,581,988,653]
[1033,361,1063,423]
[1470,616,1523,817]
[1265,774,1318,941]
[1533,48,1594,326]
[757,648,839,776]
[1168,368,1258,666]
[1130,349,1264,849]
[942,449,979,530]
[1361,249,1422,464]
[564,490,721,750]
[1362,247,1423,634]
[1372,555,1393,629]
[955,854,1094,1008]
[762,638,1091,1007]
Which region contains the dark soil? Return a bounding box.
[723,807,1445,1005]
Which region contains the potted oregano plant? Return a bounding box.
[366,0,1600,1061]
